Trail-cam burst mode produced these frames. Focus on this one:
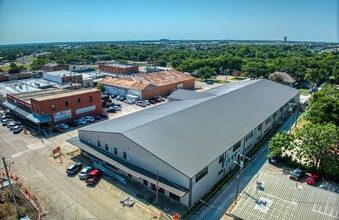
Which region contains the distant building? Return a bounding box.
[99,63,139,75]
[43,70,83,85]
[269,72,296,87]
[99,70,195,100]
[145,66,171,73]
[2,88,102,130]
[41,63,69,72]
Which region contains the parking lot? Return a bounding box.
[1,99,188,219]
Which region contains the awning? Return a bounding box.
[67,137,188,197]
[2,101,51,124]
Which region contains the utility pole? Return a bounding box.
[234,154,250,204]
[2,157,20,217]
[155,170,159,204]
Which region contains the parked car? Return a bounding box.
[268,156,281,164]
[143,100,151,105]
[150,99,157,104]
[110,94,117,99]
[206,81,214,85]
[1,119,11,126]
[85,169,102,185]
[7,121,22,130]
[66,163,83,175]
[93,115,101,120]
[290,168,305,180]
[0,115,9,120]
[99,112,109,118]
[306,174,320,186]
[124,99,135,104]
[76,118,87,125]
[110,102,121,107]
[12,125,23,134]
[135,101,146,107]
[66,120,78,127]
[52,126,64,133]
[115,95,121,100]
[83,116,95,122]
[79,166,92,180]
[107,107,117,113]
[55,123,69,130]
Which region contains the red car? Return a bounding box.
[306,174,320,186]
[85,169,102,185]
[99,112,109,118]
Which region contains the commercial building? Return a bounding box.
[2,88,102,129]
[68,79,300,207]
[43,70,83,85]
[99,70,195,100]
[41,63,69,72]
[99,63,139,74]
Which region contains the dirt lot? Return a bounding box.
[0,100,188,219]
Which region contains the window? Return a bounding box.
[169,192,180,202]
[114,147,117,155]
[52,104,56,110]
[128,173,132,178]
[89,96,92,102]
[65,101,69,107]
[158,187,165,194]
[195,167,208,183]
[232,141,241,152]
[143,179,148,186]
[97,140,101,147]
[218,169,223,175]
[219,154,224,164]
[123,151,127,159]
[78,98,81,104]
[105,143,108,151]
[258,125,262,131]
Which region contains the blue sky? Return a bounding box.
[0,0,338,44]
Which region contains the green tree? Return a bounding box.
[197,66,216,81]
[307,84,339,126]
[268,132,294,158]
[96,83,105,92]
[305,68,325,84]
[294,123,339,172]
[10,63,17,68]
[8,65,25,74]
[31,58,51,70]
[241,60,270,79]
[333,62,339,83]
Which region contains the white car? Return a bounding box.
[76,119,87,125]
[79,166,92,180]
[55,123,69,130]
[82,116,95,122]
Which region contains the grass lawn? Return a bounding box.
[0,64,31,72]
[229,77,246,81]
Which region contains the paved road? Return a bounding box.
[187,113,299,220]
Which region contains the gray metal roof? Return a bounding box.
[231,172,339,220]
[79,79,299,177]
[168,89,212,101]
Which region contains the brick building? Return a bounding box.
[3,88,102,129]
[41,63,69,72]
[99,63,139,74]
[99,70,195,100]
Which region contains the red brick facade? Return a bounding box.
[99,64,139,74]
[7,89,102,125]
[41,64,69,72]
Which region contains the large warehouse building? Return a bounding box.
[68,79,300,207]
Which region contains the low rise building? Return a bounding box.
[41,63,69,71]
[2,88,102,130]
[43,70,83,85]
[99,63,139,74]
[69,79,300,207]
[99,70,195,100]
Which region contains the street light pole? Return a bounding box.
[234,154,250,204]
[2,157,20,217]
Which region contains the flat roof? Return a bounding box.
[80,80,300,177]
[43,70,81,77]
[12,88,100,102]
[231,172,339,220]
